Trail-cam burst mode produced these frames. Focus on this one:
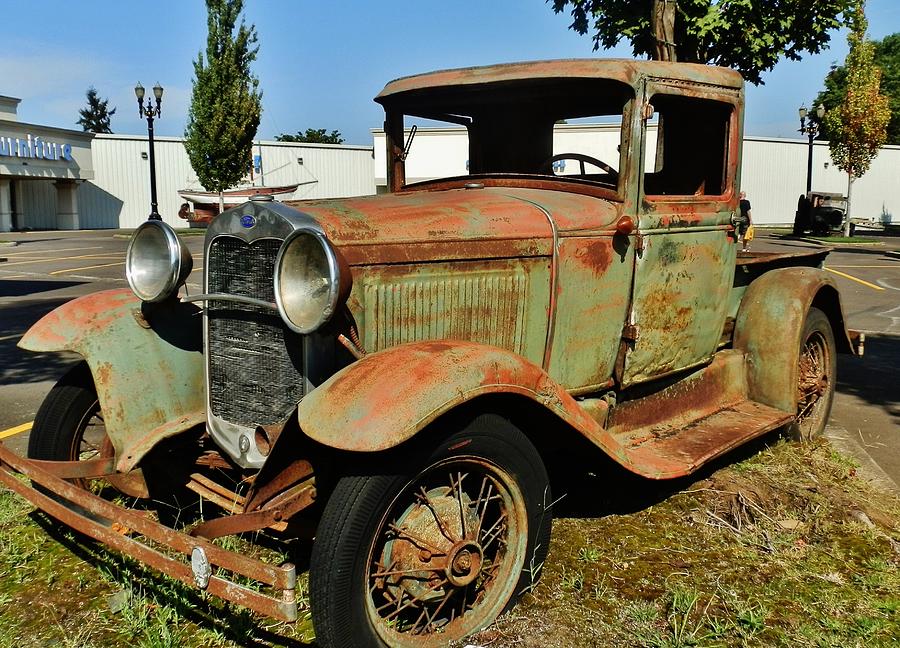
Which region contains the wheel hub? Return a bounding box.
[446,541,483,587]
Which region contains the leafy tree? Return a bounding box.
[185,0,262,203]
[76,87,116,133]
[822,2,890,236]
[275,128,345,144]
[549,0,855,85]
[815,32,900,145]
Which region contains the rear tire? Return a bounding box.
[785,307,836,441]
[309,412,552,648]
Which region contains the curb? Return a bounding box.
[825,424,900,494]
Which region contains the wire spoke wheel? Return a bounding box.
[788,307,836,441]
[366,459,526,644]
[310,413,552,648]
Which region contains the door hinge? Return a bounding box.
[641,102,655,120]
[622,324,639,342]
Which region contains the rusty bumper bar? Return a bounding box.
[0,443,298,622]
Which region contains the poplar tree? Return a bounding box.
[184,0,262,207]
[823,2,890,236]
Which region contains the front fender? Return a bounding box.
[297,340,622,457]
[19,289,205,471]
[734,267,853,414]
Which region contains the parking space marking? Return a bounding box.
[50,261,126,275]
[0,332,23,341]
[0,253,124,267]
[1,246,104,256]
[828,265,899,269]
[825,267,885,291]
[0,421,32,440]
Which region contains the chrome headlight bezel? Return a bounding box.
[274,227,343,334]
[125,220,190,302]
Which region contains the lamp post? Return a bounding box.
[798,103,826,195]
[135,82,164,221]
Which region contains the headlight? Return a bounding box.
[125,220,193,302]
[274,228,344,334]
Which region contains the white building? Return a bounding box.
[3,90,898,230]
[1,95,375,232]
[373,124,900,227]
[0,95,95,231]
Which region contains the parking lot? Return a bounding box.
[1,228,898,486]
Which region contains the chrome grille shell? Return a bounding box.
[203,201,327,468]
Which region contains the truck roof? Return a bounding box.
[376,58,744,103]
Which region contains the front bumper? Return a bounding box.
[0,442,298,622]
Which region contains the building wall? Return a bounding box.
[56,136,375,230]
[373,126,900,226]
[741,137,900,225]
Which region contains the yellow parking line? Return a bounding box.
[50,261,126,275]
[824,267,885,291]
[0,274,31,279]
[0,421,32,439]
[191,266,203,273]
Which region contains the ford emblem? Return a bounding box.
[240,214,256,228]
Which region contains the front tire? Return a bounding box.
[786,307,836,441]
[28,362,112,490]
[310,412,552,648]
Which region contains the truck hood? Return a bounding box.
[285,187,621,265]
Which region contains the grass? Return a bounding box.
[2,440,898,647]
[464,439,900,647]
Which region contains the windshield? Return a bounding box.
[379,77,634,196]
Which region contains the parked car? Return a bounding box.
[2,59,861,648]
[794,191,856,236]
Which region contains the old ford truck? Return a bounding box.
[1,60,857,648]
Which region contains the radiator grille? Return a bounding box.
[206,236,304,426]
[363,269,527,353]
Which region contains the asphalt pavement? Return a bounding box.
[1,228,898,487]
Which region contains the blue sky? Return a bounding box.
[2,1,898,145]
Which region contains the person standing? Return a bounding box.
[738,191,752,252]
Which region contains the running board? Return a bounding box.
[619,400,794,479]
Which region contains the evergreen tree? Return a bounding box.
[823,2,890,236]
[184,0,262,200]
[76,87,116,133]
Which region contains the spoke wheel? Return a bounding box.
[310,413,552,648]
[367,458,525,644]
[787,307,836,441]
[28,362,132,496]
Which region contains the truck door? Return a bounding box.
[621,80,743,386]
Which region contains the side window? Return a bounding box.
[643,95,732,197]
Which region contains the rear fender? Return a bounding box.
[733,267,853,414]
[18,289,205,471]
[297,340,625,461]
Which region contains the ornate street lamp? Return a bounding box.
[135,82,164,221]
[798,103,826,195]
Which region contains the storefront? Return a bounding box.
[0,95,94,232]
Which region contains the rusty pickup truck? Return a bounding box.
[1,60,858,648]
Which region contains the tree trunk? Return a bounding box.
[844,172,854,237]
[651,0,677,61]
